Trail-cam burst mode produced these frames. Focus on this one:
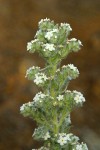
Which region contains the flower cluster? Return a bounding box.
[60,23,72,31]
[45,29,58,40]
[25,66,40,79]
[27,39,39,51]
[57,133,79,146]
[33,126,51,141]
[65,90,85,106]
[38,18,50,25]
[74,142,88,150]
[62,64,79,80]
[43,43,55,51]
[57,133,71,146]
[20,101,33,112]
[26,18,82,62]
[69,38,82,46]
[33,92,46,103]
[73,90,85,104]
[67,64,79,73]
[21,18,88,150]
[34,72,48,85]
[20,101,36,117]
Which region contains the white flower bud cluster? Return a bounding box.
[20,102,33,112]
[27,42,32,51]
[20,101,36,117]
[27,39,39,51]
[73,142,88,150]
[43,43,55,51]
[45,29,58,40]
[67,64,79,74]
[73,90,85,104]
[34,72,48,85]
[65,90,71,93]
[60,23,72,31]
[25,66,40,78]
[62,64,79,73]
[76,144,83,150]
[33,92,46,103]
[38,18,50,25]
[68,38,83,46]
[62,64,79,80]
[20,104,26,112]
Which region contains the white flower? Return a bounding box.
[33,92,46,102]
[69,38,83,46]
[57,133,80,146]
[61,23,72,31]
[42,73,48,81]
[34,73,48,85]
[44,132,51,140]
[34,75,43,84]
[71,135,79,143]
[45,29,58,40]
[62,65,67,68]
[25,66,40,78]
[76,143,88,150]
[27,39,38,51]
[76,144,82,150]
[65,90,71,93]
[73,91,85,104]
[31,39,39,43]
[69,38,77,42]
[74,95,85,104]
[57,95,64,101]
[57,133,71,146]
[27,102,32,107]
[45,31,53,40]
[68,64,76,71]
[44,43,55,51]
[27,42,32,51]
[57,137,67,146]
[35,30,41,36]
[67,64,79,74]
[39,18,50,25]
[25,68,32,77]
[73,90,81,95]
[65,134,72,141]
[78,40,83,46]
[20,104,25,111]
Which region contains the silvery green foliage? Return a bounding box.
[20,18,88,150]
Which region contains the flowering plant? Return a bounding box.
[20,18,88,150]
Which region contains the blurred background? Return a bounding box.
[0,0,100,150]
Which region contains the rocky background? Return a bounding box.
[0,0,100,150]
